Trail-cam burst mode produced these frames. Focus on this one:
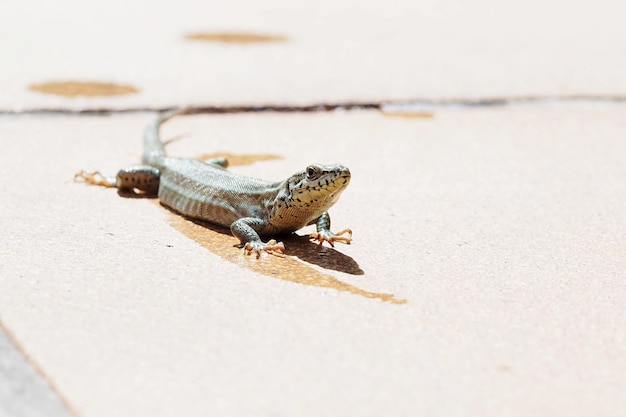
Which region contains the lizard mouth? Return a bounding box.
[333,166,351,184]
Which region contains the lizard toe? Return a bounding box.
[308,229,353,247]
[243,240,285,258]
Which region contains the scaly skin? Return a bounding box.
[75,110,352,257]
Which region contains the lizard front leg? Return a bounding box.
[230,217,285,258]
[308,211,352,247]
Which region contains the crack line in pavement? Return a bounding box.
[0,320,80,417]
[1,95,624,116]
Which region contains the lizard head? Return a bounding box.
[274,163,351,225]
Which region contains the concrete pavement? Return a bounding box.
[1,0,625,416]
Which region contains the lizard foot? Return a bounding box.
[74,170,117,188]
[309,229,353,248]
[243,239,286,258]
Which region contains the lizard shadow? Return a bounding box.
[116,190,157,199]
[184,217,364,276]
[278,234,364,275]
[116,191,363,275]
[167,211,406,304]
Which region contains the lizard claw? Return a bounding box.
[309,229,353,248]
[243,239,286,258]
[74,170,117,187]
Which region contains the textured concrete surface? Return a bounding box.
[1,0,625,110]
[1,107,625,416]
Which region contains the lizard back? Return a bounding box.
[158,157,282,228]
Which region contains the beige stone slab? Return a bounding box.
[1,0,625,111]
[1,107,626,416]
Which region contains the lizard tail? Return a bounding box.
[142,108,188,166]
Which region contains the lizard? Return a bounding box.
[75,110,353,257]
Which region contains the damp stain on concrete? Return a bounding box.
[379,110,434,119]
[28,81,140,98]
[199,152,283,166]
[184,32,288,44]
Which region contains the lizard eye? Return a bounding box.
[306,166,319,180]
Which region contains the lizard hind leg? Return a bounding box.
[74,170,117,188]
[115,166,161,195]
[75,166,160,196]
[204,157,229,168]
